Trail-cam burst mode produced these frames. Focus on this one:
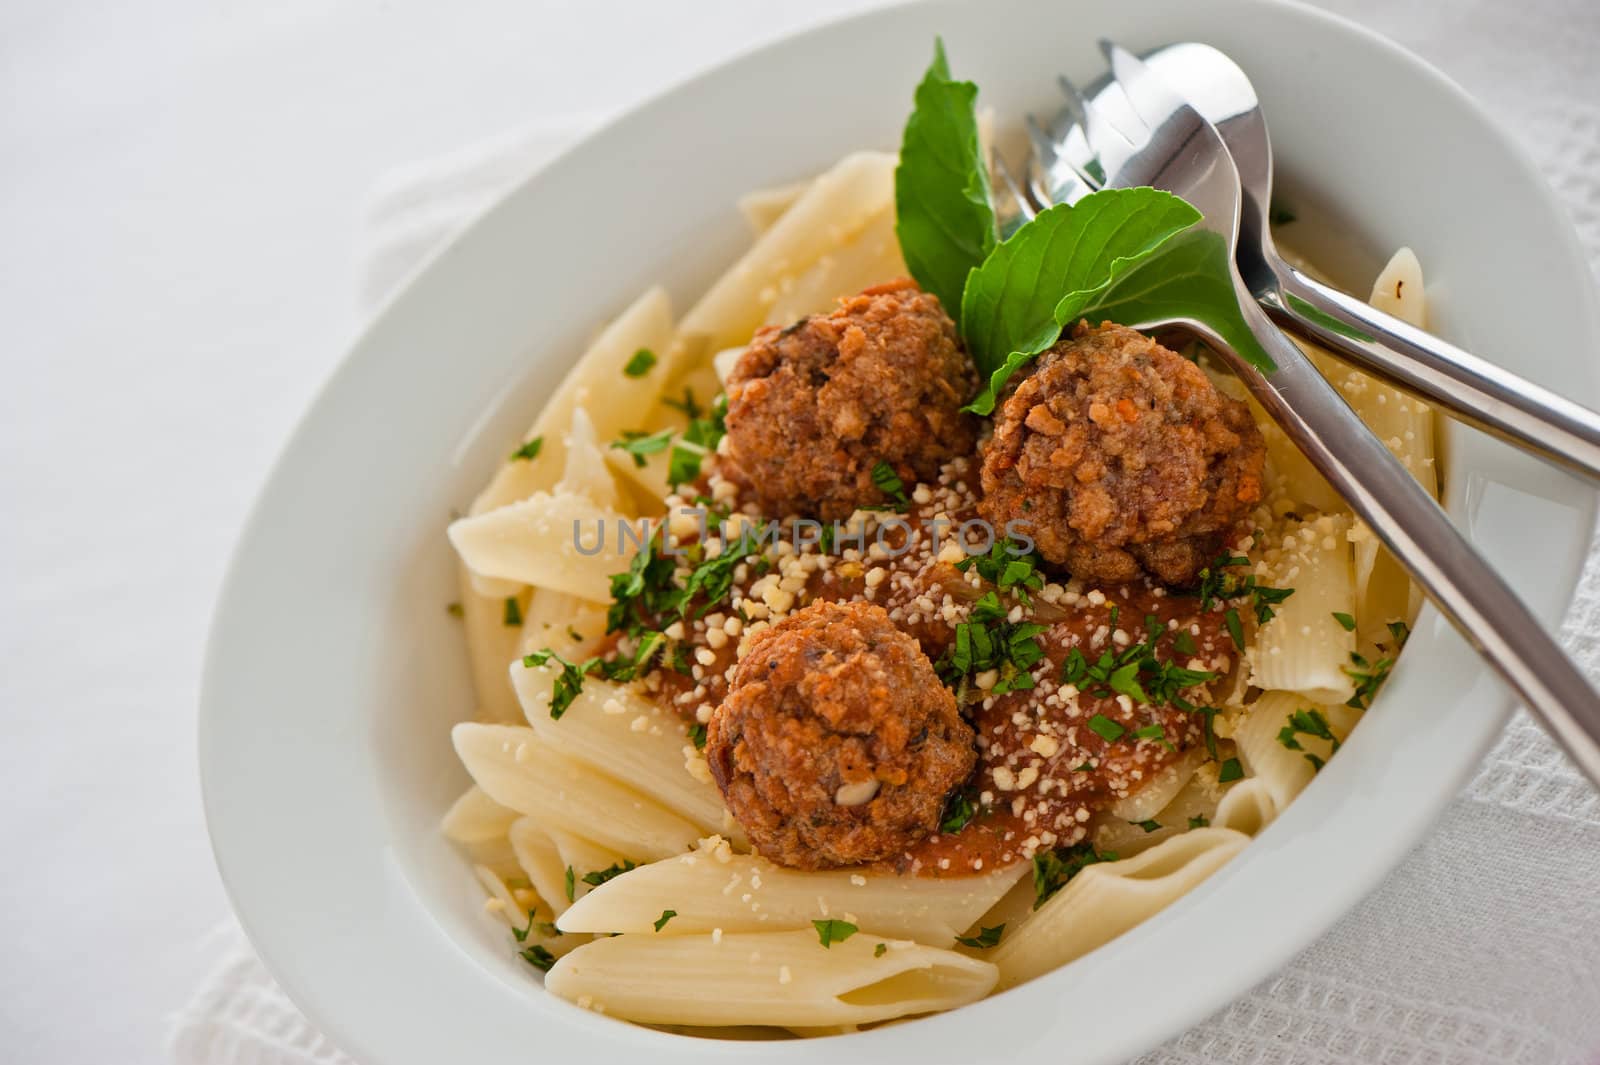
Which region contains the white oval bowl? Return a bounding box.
[199,1,1600,1062]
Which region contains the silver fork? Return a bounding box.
[1021,43,1600,480]
[1058,42,1600,784]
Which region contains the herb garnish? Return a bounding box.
[623,348,657,377]
[1218,757,1244,784]
[611,427,675,467]
[581,861,637,889]
[446,601,464,619]
[1194,552,1295,623]
[955,924,1006,949]
[522,648,602,719]
[1277,708,1341,771]
[812,919,859,948]
[955,539,1046,603]
[503,596,523,627]
[1332,611,1356,632]
[869,460,911,511]
[1032,843,1115,909]
[1188,815,1210,829]
[564,866,576,902]
[939,789,979,834]
[1087,714,1125,743]
[687,722,708,750]
[519,944,557,972]
[894,39,996,317]
[1133,819,1163,834]
[874,942,888,957]
[509,436,544,462]
[667,393,728,487]
[935,591,1047,696]
[653,909,677,931]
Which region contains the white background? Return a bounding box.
[3,2,1596,1063]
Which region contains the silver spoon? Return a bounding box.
[1026,42,1600,481]
[1071,41,1600,785]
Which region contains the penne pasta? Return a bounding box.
[738,178,813,235]
[441,785,520,844]
[545,930,997,1028]
[762,207,910,327]
[452,723,702,861]
[1247,513,1357,704]
[511,663,737,839]
[991,828,1249,989]
[1230,690,1353,813]
[677,152,896,352]
[455,561,530,724]
[447,491,638,602]
[469,287,674,519]
[557,846,1026,945]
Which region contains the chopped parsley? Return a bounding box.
[563,866,576,902]
[955,539,1045,603]
[1188,815,1210,829]
[1345,620,1410,709]
[1277,708,1341,773]
[509,435,544,462]
[935,591,1047,695]
[870,460,910,510]
[1059,620,1215,708]
[874,942,888,957]
[687,722,707,750]
[611,427,675,467]
[1194,552,1294,624]
[503,596,523,627]
[1032,843,1115,909]
[581,861,637,889]
[1190,705,1222,760]
[653,909,677,932]
[812,919,858,948]
[954,923,1005,949]
[445,601,464,619]
[1217,757,1244,783]
[519,944,557,972]
[512,909,560,944]
[1087,713,1124,743]
[662,388,703,419]
[522,648,602,719]
[939,789,979,834]
[667,393,728,487]
[1223,608,1245,650]
[1132,819,1162,834]
[1172,629,1198,655]
[1332,611,1356,632]
[623,348,657,377]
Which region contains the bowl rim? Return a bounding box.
[199,1,1600,1062]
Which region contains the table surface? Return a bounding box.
[2,2,1596,1063]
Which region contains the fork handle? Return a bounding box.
[1217,296,1600,785]
[1260,266,1600,480]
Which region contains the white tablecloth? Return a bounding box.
[3,2,1596,1063]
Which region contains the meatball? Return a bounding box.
[706,600,975,869]
[723,279,979,521]
[979,321,1265,586]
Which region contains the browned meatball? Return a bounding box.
[979,321,1265,586]
[706,600,975,869]
[723,279,979,521]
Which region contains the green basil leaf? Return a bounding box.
[961,189,1201,414]
[894,39,996,317]
[1080,227,1276,374]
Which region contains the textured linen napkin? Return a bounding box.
[170,4,1600,1063]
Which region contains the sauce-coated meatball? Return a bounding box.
[979,321,1265,586]
[706,600,975,869]
[723,279,978,521]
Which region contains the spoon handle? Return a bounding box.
[1217,293,1600,786]
[1260,265,1600,481]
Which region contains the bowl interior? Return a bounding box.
[200,2,1600,1063]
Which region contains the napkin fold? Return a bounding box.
[171,20,1600,1065]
